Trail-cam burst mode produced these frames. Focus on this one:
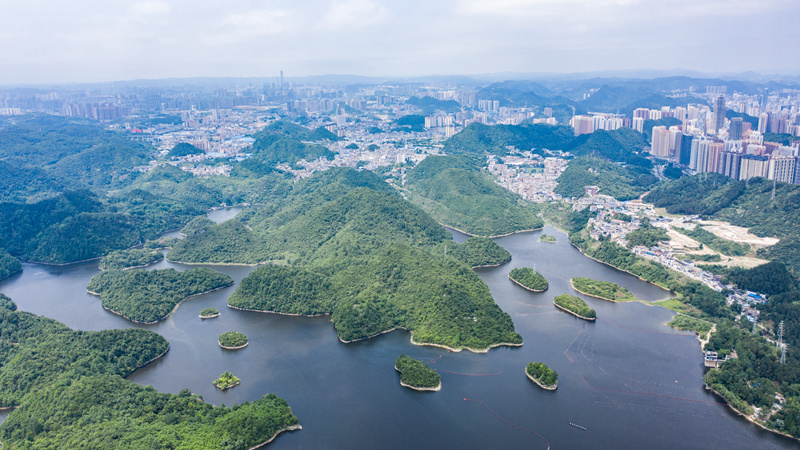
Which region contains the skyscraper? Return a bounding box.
[713,94,726,134]
[729,117,744,140]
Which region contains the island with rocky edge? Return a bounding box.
[87,267,234,324]
[395,354,441,391]
[508,267,549,292]
[539,234,557,243]
[571,277,636,302]
[526,362,558,390]
[200,307,220,319]
[553,294,596,320]
[213,371,241,390]
[219,331,249,349]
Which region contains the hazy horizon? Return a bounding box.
[3,0,799,85]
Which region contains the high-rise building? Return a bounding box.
[739,155,770,180]
[632,117,644,133]
[713,95,726,134]
[769,156,797,183]
[571,115,593,136]
[678,133,694,166]
[729,117,744,140]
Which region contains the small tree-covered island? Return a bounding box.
[508,267,549,292]
[526,362,558,390]
[87,267,234,324]
[200,307,220,319]
[395,354,441,391]
[219,331,249,349]
[553,294,596,320]
[539,234,557,243]
[213,371,241,390]
[99,248,164,270]
[570,277,637,302]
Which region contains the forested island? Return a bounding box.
[539,234,557,243]
[0,295,299,448]
[99,248,165,270]
[87,267,234,323]
[526,362,558,390]
[220,168,523,352]
[200,307,220,319]
[553,294,596,320]
[570,277,636,302]
[213,371,241,390]
[508,267,549,292]
[403,155,543,237]
[395,354,441,391]
[219,331,249,349]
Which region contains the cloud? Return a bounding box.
[129,1,172,16]
[208,8,292,42]
[323,0,389,28]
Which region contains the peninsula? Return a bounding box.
[570,277,637,302]
[99,248,164,271]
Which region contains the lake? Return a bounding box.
[0,225,793,449]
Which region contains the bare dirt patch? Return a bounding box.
[698,220,779,247]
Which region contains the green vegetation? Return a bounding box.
[213,371,241,390]
[245,120,337,170]
[445,122,574,156]
[87,268,233,323]
[509,267,549,292]
[200,307,220,318]
[726,261,796,297]
[392,114,425,133]
[553,294,596,319]
[666,315,713,334]
[168,220,272,264]
[526,362,558,389]
[405,96,461,115]
[625,219,670,248]
[395,354,441,390]
[673,226,750,256]
[571,277,636,302]
[167,142,205,158]
[222,168,522,351]
[0,251,21,279]
[554,156,658,201]
[679,253,722,262]
[443,237,511,268]
[405,155,543,236]
[762,132,797,146]
[99,248,164,270]
[218,332,248,349]
[539,234,556,243]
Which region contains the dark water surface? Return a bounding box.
[0,225,793,449]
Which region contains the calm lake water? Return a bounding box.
[0,224,793,449]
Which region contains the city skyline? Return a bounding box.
[2,0,800,85]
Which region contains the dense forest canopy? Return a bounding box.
[395,354,440,389]
[404,155,543,236]
[554,156,658,201]
[87,267,234,323]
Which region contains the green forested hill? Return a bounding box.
[87,268,234,323]
[167,219,272,264]
[215,168,523,350]
[445,122,575,155]
[0,297,298,449]
[554,156,658,200]
[248,120,337,169]
[404,155,543,236]
[0,251,22,279]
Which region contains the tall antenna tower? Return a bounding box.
[778,320,784,349]
[752,317,758,334]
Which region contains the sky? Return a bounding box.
[1,0,799,84]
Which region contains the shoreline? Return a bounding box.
[126,345,170,377]
[704,384,798,441]
[219,341,249,350]
[525,369,557,390]
[227,304,331,317]
[508,275,547,293]
[472,257,512,269]
[89,282,234,325]
[165,258,263,266]
[395,365,442,391]
[200,313,221,319]
[553,302,596,321]
[569,241,674,294]
[214,380,241,390]
[441,223,542,239]
[569,279,627,303]
[248,424,303,450]
[99,255,164,272]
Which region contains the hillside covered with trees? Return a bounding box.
[404,155,543,236]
